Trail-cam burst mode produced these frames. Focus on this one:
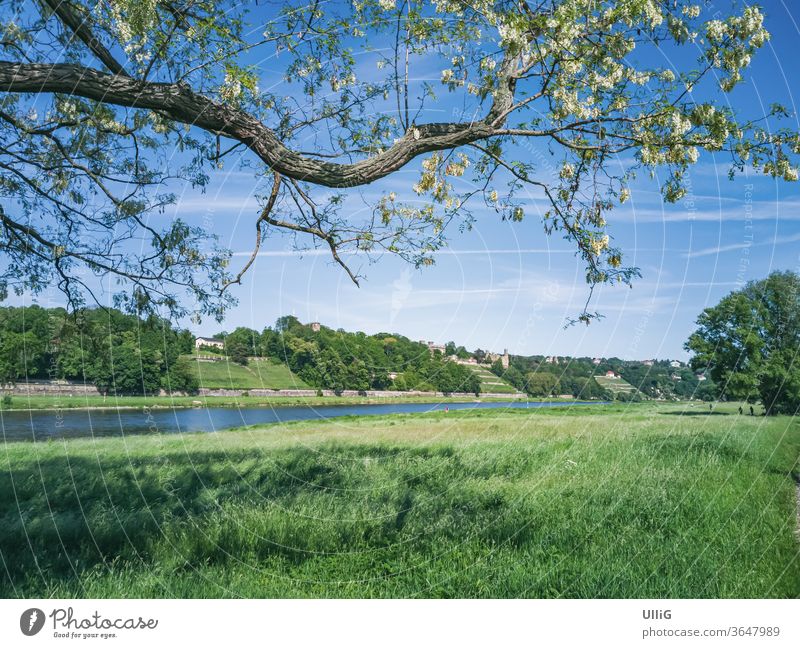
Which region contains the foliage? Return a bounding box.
[686,271,800,414]
[221,327,258,365]
[0,305,195,395]
[492,353,716,400]
[232,317,480,394]
[1,2,799,321]
[525,372,559,397]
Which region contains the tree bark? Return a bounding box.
[0,61,498,188]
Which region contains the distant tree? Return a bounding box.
[275,316,302,334]
[370,369,392,391]
[490,359,504,377]
[346,359,371,392]
[525,373,559,397]
[686,271,800,414]
[163,357,199,394]
[95,333,162,396]
[317,348,347,393]
[224,327,258,365]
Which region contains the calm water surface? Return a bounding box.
[0,400,605,442]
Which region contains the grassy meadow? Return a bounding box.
[0,402,798,598]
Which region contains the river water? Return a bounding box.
[0,400,605,442]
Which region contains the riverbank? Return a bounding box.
[2,402,797,598]
[0,399,605,442]
[0,392,540,412]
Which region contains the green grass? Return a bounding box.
[1,402,798,598]
[0,393,516,411]
[595,374,639,395]
[187,355,310,390]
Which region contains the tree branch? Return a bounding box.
[39,0,128,76]
[0,61,499,188]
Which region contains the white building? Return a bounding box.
[195,336,224,350]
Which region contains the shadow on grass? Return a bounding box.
[0,444,479,593]
[658,411,732,416]
[1,429,797,598]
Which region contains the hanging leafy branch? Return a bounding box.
[0,1,797,321]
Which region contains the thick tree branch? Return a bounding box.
[0,61,499,188]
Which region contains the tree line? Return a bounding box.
[0,305,197,395]
[488,353,717,402]
[207,316,481,395]
[3,268,796,413]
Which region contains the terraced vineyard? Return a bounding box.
[186,355,310,390]
[463,364,524,395]
[594,374,639,397]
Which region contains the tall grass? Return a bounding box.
[1,403,797,597]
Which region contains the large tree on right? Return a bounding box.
[686,272,800,415]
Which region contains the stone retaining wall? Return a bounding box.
[0,382,524,399]
[197,388,524,399]
[1,381,100,396]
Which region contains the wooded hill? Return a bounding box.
[0,306,716,400]
[489,355,717,401]
[207,316,481,395]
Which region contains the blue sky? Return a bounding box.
[162,1,798,361]
[14,1,800,360]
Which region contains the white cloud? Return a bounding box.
[684,231,800,259]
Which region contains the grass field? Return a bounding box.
[1,403,797,598]
[187,355,310,390]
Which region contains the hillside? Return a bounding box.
[594,374,639,396]
[463,364,524,395]
[188,355,310,390]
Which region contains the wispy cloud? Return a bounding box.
[684,231,800,259]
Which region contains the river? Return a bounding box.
[0,400,605,442]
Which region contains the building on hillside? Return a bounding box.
[195,336,224,350]
[696,373,707,381]
[484,349,510,368]
[670,373,682,381]
[545,356,559,364]
[424,341,446,355]
[669,360,682,368]
[592,358,602,365]
[605,370,618,378]
[643,359,655,366]
[309,322,321,332]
